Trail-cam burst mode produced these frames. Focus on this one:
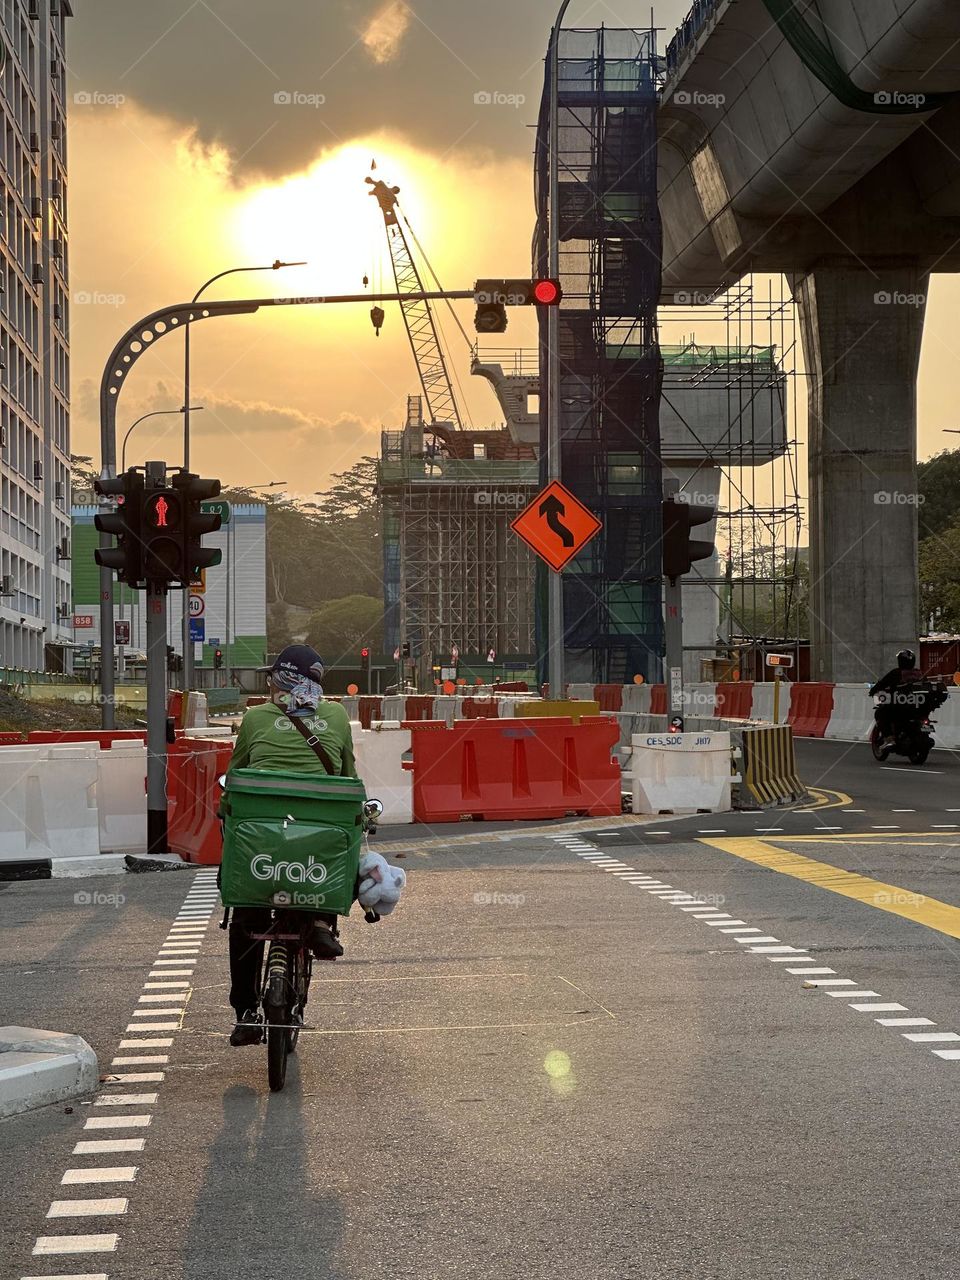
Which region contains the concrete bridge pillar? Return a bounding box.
[793,262,925,683]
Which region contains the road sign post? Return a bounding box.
[766,653,794,724]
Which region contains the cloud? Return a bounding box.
[362,1,413,65]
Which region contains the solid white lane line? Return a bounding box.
[46,1199,128,1218]
[902,1032,960,1043]
[697,829,726,834]
[871,825,900,830]
[61,1167,138,1185]
[32,1235,119,1255]
[932,1049,960,1059]
[876,1017,935,1027]
[645,831,671,835]
[104,1073,164,1083]
[118,1039,174,1049]
[892,809,915,813]
[83,1116,151,1131]
[786,967,836,975]
[94,1094,157,1107]
[111,1056,168,1066]
[73,1139,146,1155]
[931,825,958,829]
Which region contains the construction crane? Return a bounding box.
[366,174,465,431]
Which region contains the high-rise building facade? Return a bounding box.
[0,0,71,671]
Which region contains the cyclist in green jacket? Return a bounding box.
[227,644,357,1046]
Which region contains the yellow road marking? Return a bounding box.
[700,836,960,941]
[785,832,959,844]
[794,787,853,811]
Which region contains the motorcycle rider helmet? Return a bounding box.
[896,649,916,669]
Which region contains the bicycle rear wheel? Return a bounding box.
[264,941,290,1092]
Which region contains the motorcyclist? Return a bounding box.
[225,644,358,1047]
[869,649,923,745]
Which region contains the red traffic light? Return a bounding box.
[360,648,370,659]
[533,278,562,305]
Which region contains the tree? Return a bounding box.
[918,449,960,540]
[919,522,960,633]
[306,595,383,662]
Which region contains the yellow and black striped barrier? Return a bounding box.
[739,724,806,807]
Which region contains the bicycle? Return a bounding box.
[239,797,384,1092]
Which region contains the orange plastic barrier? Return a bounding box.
[593,684,623,712]
[788,682,835,738]
[460,698,499,719]
[403,695,436,721]
[715,681,754,720]
[26,730,147,747]
[649,684,667,715]
[167,690,184,729]
[358,696,382,729]
[167,737,234,864]
[0,731,24,744]
[408,716,620,823]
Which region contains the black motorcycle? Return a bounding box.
[870,679,948,766]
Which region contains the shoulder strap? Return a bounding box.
[284,708,342,775]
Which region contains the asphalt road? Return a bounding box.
[2,739,958,1280]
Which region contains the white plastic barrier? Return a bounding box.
[567,683,595,701]
[933,688,960,749]
[340,695,359,722]
[352,725,412,824]
[621,683,651,714]
[684,682,718,719]
[624,730,733,815]
[183,691,208,729]
[750,683,775,724]
[825,684,873,741]
[98,742,147,853]
[0,745,100,862]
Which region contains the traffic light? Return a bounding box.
[141,485,185,584]
[401,640,411,660]
[174,472,223,580]
[662,497,716,583]
[94,469,144,586]
[360,647,370,671]
[473,278,563,333]
[214,648,224,670]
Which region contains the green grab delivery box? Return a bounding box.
[220,768,366,915]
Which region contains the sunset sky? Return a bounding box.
[66,0,959,496]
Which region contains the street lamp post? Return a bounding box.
[547,0,572,697]
[182,260,305,688]
[120,407,203,472]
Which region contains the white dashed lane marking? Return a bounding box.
[553,834,958,1065]
[20,869,220,1273]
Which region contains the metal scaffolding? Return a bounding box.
[535,25,665,684]
[379,399,538,669]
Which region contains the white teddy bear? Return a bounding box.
[357,851,406,916]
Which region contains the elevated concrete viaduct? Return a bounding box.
[658,0,960,680]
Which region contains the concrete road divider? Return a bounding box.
[624,730,733,814]
[408,716,620,823]
[0,1026,98,1119]
[738,725,805,807]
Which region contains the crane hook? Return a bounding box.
[370,306,385,337]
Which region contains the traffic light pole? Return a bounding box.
[144,462,169,855]
[663,478,684,724]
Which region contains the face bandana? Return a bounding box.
[281,676,324,715]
